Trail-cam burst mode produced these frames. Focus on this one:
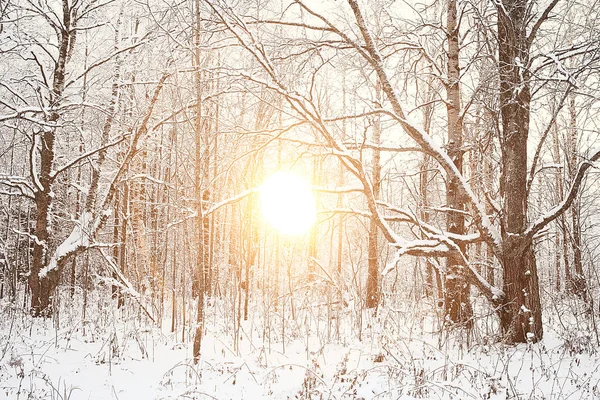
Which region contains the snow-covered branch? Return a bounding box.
[345,0,502,255]
[525,148,600,241]
[97,248,155,322]
[0,175,35,199]
[50,135,128,180]
[39,211,94,278]
[381,202,482,245]
[38,73,170,279]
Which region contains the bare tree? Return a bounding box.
[203,0,600,343]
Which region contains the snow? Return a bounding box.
[392,110,503,253]
[12,229,44,247]
[393,239,450,256]
[2,292,599,400]
[40,211,93,278]
[546,53,577,85]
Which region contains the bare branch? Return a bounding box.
[527,0,560,46]
[526,87,571,195]
[50,134,128,180]
[346,0,502,253]
[525,149,600,240]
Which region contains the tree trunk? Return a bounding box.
[497,0,542,342]
[29,0,72,315]
[118,185,128,309]
[483,134,496,287]
[551,122,569,290]
[566,94,587,300]
[499,242,542,342]
[365,106,381,309]
[420,157,440,300]
[193,0,205,363]
[308,158,319,281]
[444,0,472,326]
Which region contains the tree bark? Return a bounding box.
[193,0,205,363]
[566,94,587,300]
[29,0,72,316]
[444,0,472,327]
[366,107,381,309]
[497,0,542,342]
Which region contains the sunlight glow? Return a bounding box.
[260,172,316,236]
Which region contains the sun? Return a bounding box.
[260,171,317,236]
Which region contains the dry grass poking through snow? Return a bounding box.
[1,288,600,399]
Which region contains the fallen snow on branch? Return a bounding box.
[39,211,93,278]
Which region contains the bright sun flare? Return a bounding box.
[260,172,316,236]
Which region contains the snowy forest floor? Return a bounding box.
[1,290,600,400]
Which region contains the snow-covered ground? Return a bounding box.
[1,293,600,399]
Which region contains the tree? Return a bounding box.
[443,0,472,327]
[204,0,600,343]
[0,0,170,316]
[366,89,381,309]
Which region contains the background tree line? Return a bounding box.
[1,0,600,361]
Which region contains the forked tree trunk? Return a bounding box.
[497,0,542,342]
[29,0,72,316]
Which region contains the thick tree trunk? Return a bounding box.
[499,242,542,342]
[497,0,542,342]
[30,167,52,316]
[29,0,72,315]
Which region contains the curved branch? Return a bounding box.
[526,87,571,195]
[527,0,560,46]
[525,148,600,241]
